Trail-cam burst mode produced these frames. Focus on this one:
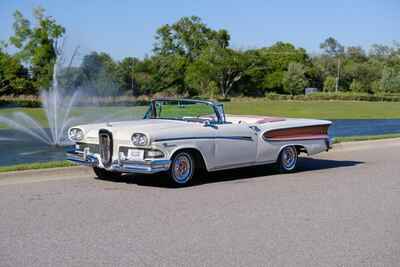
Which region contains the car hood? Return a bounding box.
[73,119,202,144]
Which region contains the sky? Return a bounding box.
[0,0,398,62]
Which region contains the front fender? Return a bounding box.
[156,141,215,171]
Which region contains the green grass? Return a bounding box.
[333,133,400,143]
[224,100,400,119]
[0,106,147,128]
[1,100,400,129]
[0,160,74,173]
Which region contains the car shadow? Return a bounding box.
[96,157,363,188]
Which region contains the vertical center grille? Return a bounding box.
[99,129,113,168]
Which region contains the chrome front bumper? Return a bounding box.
[66,150,171,174]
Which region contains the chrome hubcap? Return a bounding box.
[172,154,192,183]
[282,146,297,170]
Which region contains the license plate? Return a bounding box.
[127,149,144,161]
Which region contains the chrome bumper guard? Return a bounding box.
[66,150,171,174]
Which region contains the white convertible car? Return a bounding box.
[67,99,332,185]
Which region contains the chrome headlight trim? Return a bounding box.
[68,128,84,141]
[131,133,148,146]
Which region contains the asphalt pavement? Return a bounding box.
[1,139,400,266]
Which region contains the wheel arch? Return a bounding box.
[169,147,208,171]
[276,144,308,161]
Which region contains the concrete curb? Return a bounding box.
[0,166,94,185]
[332,137,400,152]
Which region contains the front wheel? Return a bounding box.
[93,167,123,180]
[277,146,298,173]
[169,151,195,186]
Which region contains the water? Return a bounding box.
[0,129,71,166]
[330,119,400,137]
[0,60,80,146]
[0,119,399,166]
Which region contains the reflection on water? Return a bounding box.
[0,129,72,166]
[0,119,400,166]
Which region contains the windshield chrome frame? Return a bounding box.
[144,99,226,124]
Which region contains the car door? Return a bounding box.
[212,123,258,170]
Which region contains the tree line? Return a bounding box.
[1,7,400,98]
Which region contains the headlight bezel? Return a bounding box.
[131,133,149,146]
[68,128,84,141]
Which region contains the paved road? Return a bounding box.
[1,139,400,267]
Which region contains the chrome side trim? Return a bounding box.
[154,136,253,142]
[208,160,276,172]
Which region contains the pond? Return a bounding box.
[1,119,400,166]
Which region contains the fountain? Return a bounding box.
[0,46,147,167]
[0,59,80,146]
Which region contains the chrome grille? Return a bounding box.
[99,130,113,167]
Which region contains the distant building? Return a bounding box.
[305,87,320,95]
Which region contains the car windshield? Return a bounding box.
[146,100,220,123]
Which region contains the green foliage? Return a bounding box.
[1,9,400,99]
[260,42,309,93]
[320,37,344,56]
[186,44,247,98]
[116,57,140,95]
[341,60,381,93]
[79,52,119,96]
[0,50,34,95]
[282,62,309,95]
[349,80,364,92]
[9,6,65,90]
[379,67,400,93]
[323,76,336,92]
[154,16,230,60]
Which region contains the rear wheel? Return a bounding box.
[277,146,298,173]
[169,151,195,186]
[93,167,122,180]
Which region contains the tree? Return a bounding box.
[260,42,310,93]
[323,76,336,92]
[116,57,140,95]
[0,50,33,95]
[9,6,65,90]
[349,79,364,92]
[379,67,400,93]
[79,52,119,96]
[152,54,188,95]
[320,37,345,92]
[342,61,381,92]
[185,44,247,98]
[154,16,230,60]
[320,37,344,57]
[282,62,309,95]
[346,46,367,62]
[236,49,269,96]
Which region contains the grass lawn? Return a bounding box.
[0,106,147,128]
[333,133,400,143]
[0,160,74,173]
[1,100,400,129]
[224,100,400,119]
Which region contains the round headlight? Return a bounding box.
[131,133,148,146]
[68,128,84,141]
